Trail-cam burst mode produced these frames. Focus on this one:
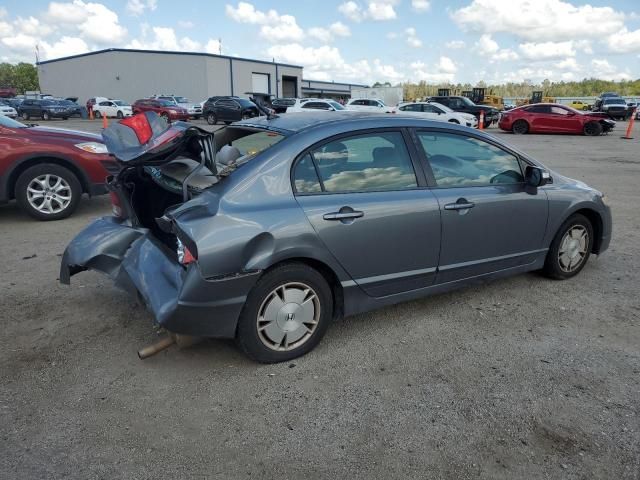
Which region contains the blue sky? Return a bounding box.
[0,0,639,85]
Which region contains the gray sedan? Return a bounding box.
[60,111,612,363]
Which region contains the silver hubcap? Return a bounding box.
[558,225,588,272]
[27,174,72,214]
[257,282,320,351]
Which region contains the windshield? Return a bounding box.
[330,101,345,110]
[430,102,453,113]
[113,100,129,106]
[175,97,189,103]
[0,115,26,128]
[229,130,285,157]
[158,100,175,106]
[41,100,58,106]
[604,98,626,105]
[460,97,476,106]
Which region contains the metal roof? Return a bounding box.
[37,48,303,69]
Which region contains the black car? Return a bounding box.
[18,99,72,120]
[271,98,296,113]
[58,99,84,118]
[428,96,500,125]
[203,97,260,125]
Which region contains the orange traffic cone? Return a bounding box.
[479,110,485,130]
[89,107,93,120]
[621,108,636,140]
[102,113,108,128]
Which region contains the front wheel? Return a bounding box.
[116,111,124,119]
[512,120,529,134]
[542,214,593,280]
[584,122,603,136]
[15,164,82,221]
[21,112,29,120]
[42,111,50,120]
[236,263,333,363]
[94,110,102,118]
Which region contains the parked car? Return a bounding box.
[86,97,107,112]
[567,100,591,111]
[0,100,18,118]
[286,99,346,112]
[498,103,616,135]
[598,97,630,120]
[346,98,394,113]
[132,98,190,122]
[396,102,478,127]
[428,96,500,125]
[151,95,203,119]
[57,99,84,118]
[18,99,74,120]
[93,99,133,119]
[271,98,296,113]
[0,114,116,220]
[60,111,611,363]
[202,97,260,125]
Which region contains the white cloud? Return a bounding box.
[411,0,430,12]
[45,1,128,44]
[409,56,458,83]
[2,33,38,53]
[16,16,55,37]
[437,56,457,74]
[591,58,631,80]
[607,28,640,53]
[405,27,422,48]
[452,0,626,42]
[308,22,351,43]
[40,36,89,60]
[127,26,207,52]
[205,39,222,54]
[226,2,303,42]
[126,0,157,16]
[519,41,576,60]
[445,40,465,49]
[474,34,518,63]
[0,19,14,37]
[338,1,399,22]
[555,58,580,71]
[330,21,351,37]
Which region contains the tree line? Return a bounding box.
[0,63,40,94]
[401,78,640,100]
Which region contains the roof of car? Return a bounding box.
[233,111,473,135]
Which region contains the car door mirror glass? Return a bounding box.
[525,165,550,187]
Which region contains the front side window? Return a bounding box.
[550,106,569,115]
[308,132,417,193]
[418,132,523,187]
[400,104,421,112]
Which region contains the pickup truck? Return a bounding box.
[428,96,500,125]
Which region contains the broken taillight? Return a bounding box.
[120,113,153,144]
[176,238,197,265]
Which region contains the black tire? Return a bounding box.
[542,214,593,280]
[42,111,50,121]
[206,112,217,125]
[448,119,460,124]
[116,111,124,119]
[21,111,29,120]
[512,120,529,134]
[94,110,102,118]
[584,121,603,136]
[224,121,232,125]
[160,112,170,123]
[15,163,82,221]
[193,115,200,120]
[62,117,68,120]
[236,263,333,363]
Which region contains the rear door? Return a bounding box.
[293,129,441,297]
[526,105,553,131]
[414,130,548,283]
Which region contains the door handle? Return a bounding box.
[444,199,475,210]
[323,211,364,221]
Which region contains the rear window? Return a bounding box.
[229,131,284,156]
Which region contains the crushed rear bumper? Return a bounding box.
[60,216,260,337]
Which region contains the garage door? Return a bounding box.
[252,73,270,94]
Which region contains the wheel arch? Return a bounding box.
[554,207,604,255]
[2,154,91,201]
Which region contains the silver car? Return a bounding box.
[61,111,612,363]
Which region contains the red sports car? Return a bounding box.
[499,103,616,136]
[0,114,117,220]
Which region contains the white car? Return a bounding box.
[152,95,203,118]
[286,99,346,112]
[93,99,133,119]
[396,101,478,128]
[345,98,394,113]
[0,104,18,118]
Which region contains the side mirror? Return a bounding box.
[525,165,551,187]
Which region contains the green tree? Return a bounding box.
[0,62,39,93]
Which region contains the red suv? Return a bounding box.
[0,115,117,220]
[132,99,190,122]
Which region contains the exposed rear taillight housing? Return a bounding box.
[176,238,197,265]
[109,191,123,217]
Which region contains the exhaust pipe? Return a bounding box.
[137,334,200,360]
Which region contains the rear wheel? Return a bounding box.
[94,110,102,118]
[15,164,82,221]
[512,120,529,134]
[206,112,217,125]
[116,111,124,119]
[584,122,602,136]
[160,112,170,123]
[542,214,593,280]
[42,111,50,121]
[21,111,29,120]
[236,263,333,363]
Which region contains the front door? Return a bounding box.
[293,130,441,297]
[415,130,549,283]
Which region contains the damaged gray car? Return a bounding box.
[61,111,612,363]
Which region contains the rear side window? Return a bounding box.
[418,132,523,187]
[297,131,417,194]
[293,154,322,193]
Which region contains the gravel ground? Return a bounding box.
[1,119,638,479]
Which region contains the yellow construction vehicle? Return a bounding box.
[471,87,505,110]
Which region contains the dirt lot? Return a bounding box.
[1,119,638,479]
